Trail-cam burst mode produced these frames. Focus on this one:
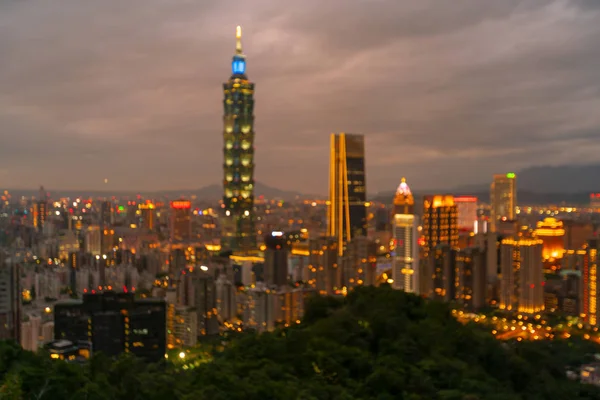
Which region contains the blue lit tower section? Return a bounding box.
[221,26,256,253]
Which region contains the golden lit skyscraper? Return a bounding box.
[582,239,599,326]
[221,26,256,253]
[422,195,459,256]
[490,173,517,232]
[327,133,367,256]
[391,178,419,293]
[534,217,565,261]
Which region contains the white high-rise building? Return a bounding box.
[391,178,420,293]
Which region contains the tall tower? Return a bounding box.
[391,178,419,293]
[327,133,367,256]
[490,173,517,232]
[222,26,256,253]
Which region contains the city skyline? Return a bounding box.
[1,1,600,193]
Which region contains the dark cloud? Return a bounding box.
[0,0,599,194]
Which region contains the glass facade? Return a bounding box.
[221,28,256,253]
[327,133,367,256]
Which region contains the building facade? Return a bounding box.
[54,292,166,362]
[170,200,192,242]
[454,196,478,232]
[327,133,367,256]
[490,173,517,232]
[422,195,459,256]
[221,26,257,253]
[499,238,544,313]
[391,178,419,293]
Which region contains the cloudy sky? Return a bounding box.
[1,0,599,194]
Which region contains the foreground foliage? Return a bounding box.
[2,286,600,399]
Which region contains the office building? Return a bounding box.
[221,26,257,253]
[563,221,594,253]
[54,292,166,362]
[177,267,219,336]
[454,196,478,231]
[425,244,457,301]
[582,239,600,326]
[170,200,192,242]
[0,252,21,341]
[32,186,47,233]
[99,201,114,227]
[391,178,419,293]
[244,283,277,333]
[455,247,487,310]
[499,238,544,313]
[535,217,565,261]
[306,237,339,295]
[340,236,377,289]
[327,133,367,256]
[490,173,517,232]
[264,231,289,287]
[173,306,198,347]
[422,195,458,256]
[138,202,156,231]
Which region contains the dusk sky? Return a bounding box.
[1,0,600,195]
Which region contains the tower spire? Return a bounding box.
[235,25,243,55]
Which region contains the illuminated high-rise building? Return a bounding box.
[138,202,156,232]
[454,196,478,231]
[264,231,289,287]
[327,133,367,256]
[581,239,599,326]
[33,186,47,233]
[490,173,517,232]
[170,200,192,242]
[99,201,114,227]
[0,252,21,341]
[221,26,256,253]
[499,238,544,313]
[391,178,419,293]
[535,217,565,261]
[422,195,458,256]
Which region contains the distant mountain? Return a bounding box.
[452,164,600,194]
[371,164,600,205]
[2,182,310,202]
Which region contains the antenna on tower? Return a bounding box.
[236,25,243,55]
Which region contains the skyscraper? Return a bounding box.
[327,133,367,256]
[0,252,21,341]
[582,239,599,326]
[391,178,419,293]
[221,26,256,254]
[33,186,47,233]
[422,195,459,256]
[454,196,478,231]
[499,238,544,313]
[490,173,517,232]
[170,200,192,242]
[264,231,289,288]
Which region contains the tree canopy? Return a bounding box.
[2,285,600,399]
